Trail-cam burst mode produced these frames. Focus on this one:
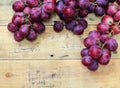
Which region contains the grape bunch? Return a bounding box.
[88,0,109,16]
[8,0,56,41]
[55,0,89,35]
[80,1,120,71]
[81,7,120,71]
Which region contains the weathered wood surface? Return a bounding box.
[0,0,120,88]
[0,60,120,88]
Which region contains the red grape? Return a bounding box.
[82,56,94,66]
[53,21,64,32]
[12,1,25,12]
[105,38,118,51]
[89,45,102,59]
[8,22,18,32]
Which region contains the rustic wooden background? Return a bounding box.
[0,0,120,88]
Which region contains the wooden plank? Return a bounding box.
[0,60,119,88]
[0,0,102,26]
[1,26,120,59]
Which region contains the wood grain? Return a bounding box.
[0,26,120,59]
[0,60,120,88]
[0,0,120,88]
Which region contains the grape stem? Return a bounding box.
[75,9,80,21]
[101,43,106,49]
[38,2,44,7]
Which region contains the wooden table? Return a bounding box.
[0,0,120,88]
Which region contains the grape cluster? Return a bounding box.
[88,0,109,16]
[81,1,120,71]
[8,0,56,41]
[55,0,89,35]
[55,0,112,35]
[81,2,120,71]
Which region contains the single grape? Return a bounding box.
[12,15,24,26]
[105,38,118,51]
[81,48,89,57]
[100,34,110,43]
[63,7,75,18]
[27,30,37,41]
[65,20,76,31]
[78,0,90,9]
[56,0,65,15]
[53,21,64,32]
[33,22,45,34]
[88,30,101,40]
[78,9,89,18]
[97,22,109,34]
[73,24,84,35]
[114,11,120,22]
[19,24,30,37]
[43,2,56,13]
[84,37,97,48]
[82,56,94,66]
[98,49,111,65]
[101,15,114,25]
[23,7,31,15]
[14,31,24,42]
[7,22,18,32]
[12,1,25,12]
[77,18,88,29]
[26,0,39,7]
[30,7,41,20]
[106,4,118,16]
[95,6,105,16]
[88,60,99,71]
[89,45,102,59]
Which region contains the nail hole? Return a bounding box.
[50,54,54,57]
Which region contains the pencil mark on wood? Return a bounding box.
[48,73,56,79]
[113,51,117,54]
[10,43,41,54]
[59,55,69,58]
[88,17,94,21]
[26,68,62,88]
[65,34,69,39]
[13,47,41,53]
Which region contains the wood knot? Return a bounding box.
[5,72,13,78]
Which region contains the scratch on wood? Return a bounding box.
[65,34,69,39]
[11,44,41,54]
[13,42,41,53]
[59,55,69,58]
[89,17,94,21]
[48,73,56,79]
[113,51,117,54]
[26,68,62,88]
